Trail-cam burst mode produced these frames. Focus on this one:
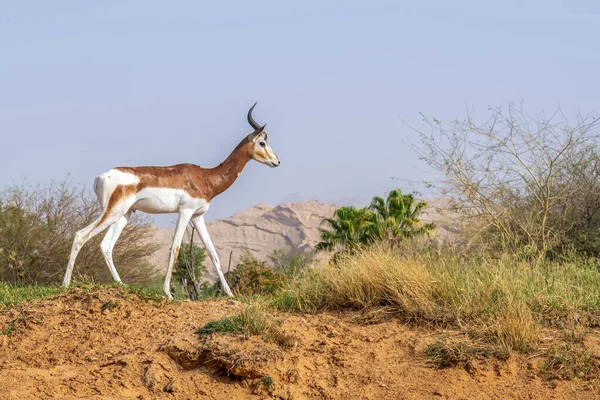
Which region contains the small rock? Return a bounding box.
[164,381,175,393]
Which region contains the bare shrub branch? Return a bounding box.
[408,102,600,257]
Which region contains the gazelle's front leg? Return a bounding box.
[163,209,194,300]
[192,215,234,297]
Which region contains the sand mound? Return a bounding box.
[0,288,596,399]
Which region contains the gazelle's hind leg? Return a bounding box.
[100,210,132,283]
[62,199,135,287]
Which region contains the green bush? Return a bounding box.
[269,248,314,278]
[316,189,434,258]
[0,179,160,285]
[226,252,286,296]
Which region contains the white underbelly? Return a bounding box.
[131,187,209,214]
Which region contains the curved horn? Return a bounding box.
[247,102,264,131]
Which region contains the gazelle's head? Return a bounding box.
[246,103,280,168]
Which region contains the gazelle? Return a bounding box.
[62,103,280,299]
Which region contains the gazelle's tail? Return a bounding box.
[93,170,121,210]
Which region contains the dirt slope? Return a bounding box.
[0,289,596,399]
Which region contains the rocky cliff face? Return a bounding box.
[150,200,338,283]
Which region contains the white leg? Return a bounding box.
[100,210,131,283]
[192,215,234,297]
[163,209,194,300]
[63,222,95,286]
[63,212,124,286]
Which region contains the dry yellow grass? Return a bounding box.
[493,301,540,352]
[275,244,600,353]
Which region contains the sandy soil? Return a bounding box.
[0,288,597,399]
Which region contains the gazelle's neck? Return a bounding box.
[207,139,251,200]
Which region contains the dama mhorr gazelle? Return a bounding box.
[62,103,280,299]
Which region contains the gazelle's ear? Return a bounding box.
[251,131,268,143]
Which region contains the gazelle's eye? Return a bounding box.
[259,142,266,147]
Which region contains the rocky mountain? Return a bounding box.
[149,198,461,283]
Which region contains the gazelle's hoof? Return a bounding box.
[163,288,174,301]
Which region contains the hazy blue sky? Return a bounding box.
[1,1,599,227]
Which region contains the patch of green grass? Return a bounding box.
[269,269,328,314]
[198,316,243,336]
[0,281,172,310]
[197,299,298,351]
[198,300,273,337]
[269,292,299,312]
[0,283,64,308]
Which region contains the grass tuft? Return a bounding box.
[426,338,510,370]
[261,375,276,394]
[0,283,64,308]
[198,299,297,350]
[493,301,540,352]
[541,342,600,382]
[198,317,241,336]
[198,300,273,337]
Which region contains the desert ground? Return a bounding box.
[1,287,598,400]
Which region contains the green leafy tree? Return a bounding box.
[316,189,435,255]
[369,189,435,248]
[315,206,379,253]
